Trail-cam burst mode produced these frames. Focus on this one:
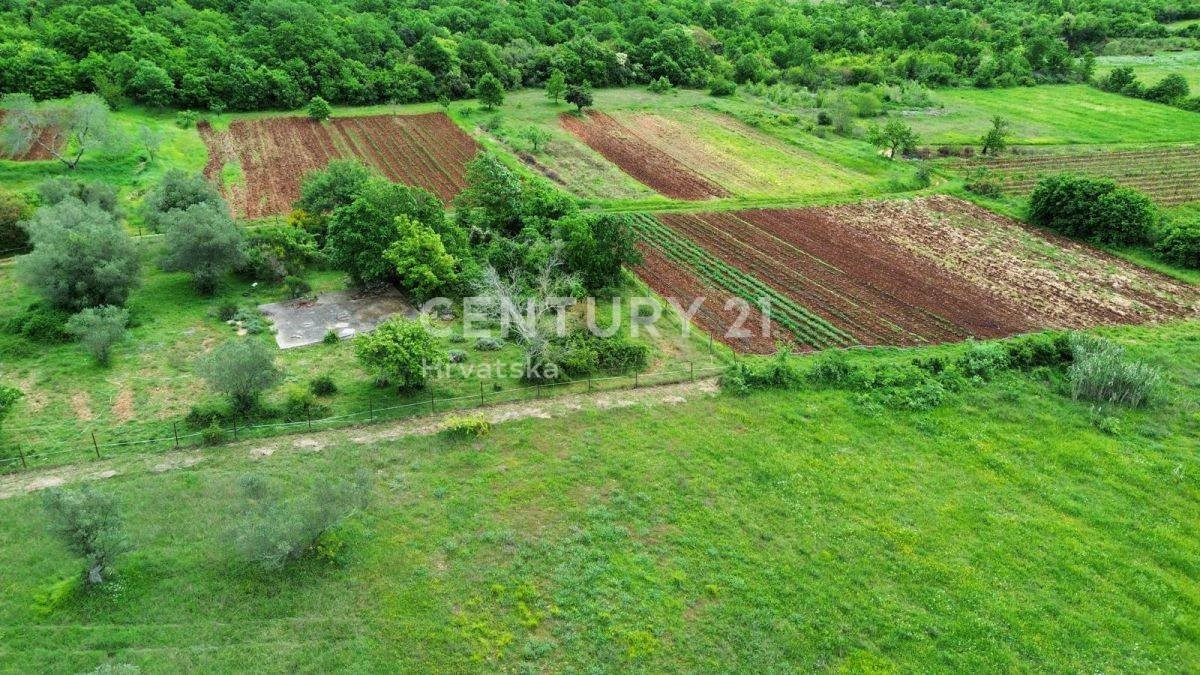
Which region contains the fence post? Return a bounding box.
[173,422,180,449]
[369,398,375,421]
[690,361,694,382]
[479,380,485,406]
[708,333,713,356]
[588,374,592,393]
[634,371,639,388]
[430,390,435,414]
[537,383,542,399]
[91,431,101,459]
[233,416,238,440]
[306,409,312,432]
[18,446,26,469]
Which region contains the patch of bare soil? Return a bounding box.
[112,386,135,423]
[71,391,95,422]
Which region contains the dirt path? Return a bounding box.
[0,378,720,500]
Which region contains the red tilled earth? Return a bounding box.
[560,111,728,200]
[0,112,60,161]
[634,196,1200,352]
[199,113,478,219]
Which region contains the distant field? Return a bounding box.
[199,113,478,219]
[631,196,1200,352]
[562,108,878,200]
[954,146,1200,206]
[905,85,1200,145]
[1096,51,1200,92]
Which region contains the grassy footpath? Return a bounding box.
[0,321,1196,671]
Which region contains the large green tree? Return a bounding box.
[160,202,246,294]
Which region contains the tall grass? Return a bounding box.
[1068,335,1163,407]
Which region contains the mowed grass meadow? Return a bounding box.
[907,85,1200,145]
[0,322,1197,671]
[1096,50,1200,93]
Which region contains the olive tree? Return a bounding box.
[43,486,129,585]
[160,202,245,294]
[141,169,225,233]
[18,198,140,312]
[65,306,129,366]
[0,93,120,170]
[196,338,283,414]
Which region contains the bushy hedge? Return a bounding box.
[1155,217,1200,268]
[1029,174,1156,246]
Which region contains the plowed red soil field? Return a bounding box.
[632,196,1199,352]
[560,111,729,200]
[199,113,478,219]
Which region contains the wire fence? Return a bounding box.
[0,363,727,474]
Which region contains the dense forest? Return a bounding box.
[1,0,1199,111]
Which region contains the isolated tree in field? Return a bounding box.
[307,96,332,122]
[18,198,140,311]
[354,317,445,390]
[545,69,566,103]
[161,202,245,294]
[867,119,920,159]
[136,124,164,163]
[555,212,642,292]
[141,169,225,233]
[0,93,120,170]
[1155,217,1200,268]
[384,215,458,303]
[476,73,505,110]
[0,189,31,253]
[980,115,1010,155]
[65,306,129,366]
[519,125,551,152]
[196,338,283,414]
[43,486,129,586]
[1144,74,1189,105]
[565,82,594,113]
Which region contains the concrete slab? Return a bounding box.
[259,287,417,349]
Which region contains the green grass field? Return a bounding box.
[0,321,1196,671]
[1096,50,1200,93]
[907,85,1200,145]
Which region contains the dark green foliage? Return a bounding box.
[555,213,642,292]
[545,70,566,103]
[964,168,1003,198]
[384,216,458,303]
[708,77,737,97]
[42,486,128,585]
[0,385,21,434]
[18,198,140,312]
[866,119,920,159]
[4,303,71,342]
[475,73,505,110]
[196,339,283,414]
[228,471,371,571]
[550,332,650,378]
[1154,217,1200,268]
[955,341,1009,380]
[1143,74,1189,105]
[0,189,31,254]
[238,225,320,282]
[307,96,332,122]
[1002,333,1074,370]
[297,160,375,218]
[141,169,225,233]
[565,83,594,113]
[160,202,245,295]
[283,276,311,300]
[354,317,446,390]
[310,375,338,397]
[980,116,1010,155]
[282,386,330,422]
[1028,174,1156,246]
[474,336,504,351]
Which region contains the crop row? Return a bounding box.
[629,213,855,349]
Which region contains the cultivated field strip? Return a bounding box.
[630,197,1200,353]
[956,146,1200,205]
[199,113,478,219]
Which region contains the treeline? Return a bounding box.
[0,0,1195,111]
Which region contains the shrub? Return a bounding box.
[283,275,311,299]
[808,349,861,385]
[1028,173,1156,246]
[709,78,737,97]
[551,332,649,377]
[323,329,340,345]
[185,401,227,429]
[442,414,490,439]
[963,168,1003,198]
[201,423,227,446]
[64,306,129,366]
[309,375,337,396]
[1068,335,1162,407]
[354,317,446,390]
[238,224,320,282]
[195,338,283,414]
[176,110,199,128]
[448,349,467,363]
[1154,217,1200,268]
[141,169,225,234]
[722,349,801,392]
[1003,333,1073,370]
[227,471,371,571]
[36,177,120,216]
[307,96,332,122]
[282,386,329,422]
[4,303,71,342]
[648,76,672,93]
[42,486,128,585]
[474,336,504,351]
[216,302,239,322]
[955,341,1009,380]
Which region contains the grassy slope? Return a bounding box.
[1095,50,1200,93]
[0,322,1196,671]
[908,85,1200,145]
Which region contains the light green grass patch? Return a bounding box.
[1096,50,1200,93]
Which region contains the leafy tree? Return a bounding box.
[161,202,245,294]
[384,216,458,303]
[0,93,120,170]
[476,73,505,110]
[555,213,642,292]
[296,160,375,241]
[1155,217,1200,268]
[1029,173,1156,246]
[0,189,31,254]
[239,224,320,282]
[307,96,332,122]
[323,180,407,287]
[36,177,120,215]
[1144,74,1189,105]
[18,198,140,311]
[708,77,737,96]
[43,486,129,585]
[141,169,225,233]
[545,69,566,103]
[65,306,129,366]
[354,317,446,390]
[127,60,175,108]
[866,119,920,159]
[196,338,283,414]
[136,124,165,163]
[519,125,551,152]
[565,82,594,113]
[980,116,1010,155]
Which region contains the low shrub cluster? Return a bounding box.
[442,413,490,439]
[3,303,71,342]
[1029,173,1155,247]
[549,332,650,378]
[1067,335,1162,407]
